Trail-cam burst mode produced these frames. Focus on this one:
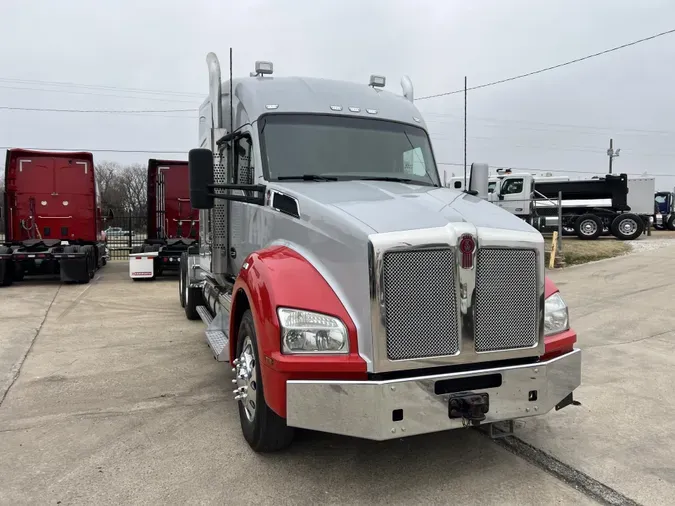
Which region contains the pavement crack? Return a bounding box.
[584,329,675,350]
[0,285,62,408]
[485,433,643,506]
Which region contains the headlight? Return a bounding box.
[544,292,569,336]
[278,308,349,354]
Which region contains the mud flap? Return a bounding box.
[0,256,12,286]
[58,256,89,283]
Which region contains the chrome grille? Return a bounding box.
[382,248,459,360]
[474,248,538,352]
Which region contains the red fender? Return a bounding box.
[542,276,577,359]
[229,245,367,418]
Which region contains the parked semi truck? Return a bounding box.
[0,148,107,286]
[490,172,654,240]
[128,159,199,280]
[179,51,581,453]
[654,189,675,230]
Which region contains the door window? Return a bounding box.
[501,178,524,195]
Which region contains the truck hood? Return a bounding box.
[273,180,537,235]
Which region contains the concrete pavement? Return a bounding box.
[1,246,673,505]
[518,242,675,506]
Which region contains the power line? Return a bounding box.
[0,77,203,98]
[0,146,186,154]
[418,28,675,100]
[0,84,199,104]
[437,161,675,178]
[0,106,196,114]
[421,111,675,136]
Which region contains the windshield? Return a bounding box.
[258,114,441,186]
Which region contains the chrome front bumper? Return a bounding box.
[286,348,581,441]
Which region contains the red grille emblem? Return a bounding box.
[459,234,476,269]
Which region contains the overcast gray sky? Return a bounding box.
[1,0,675,189]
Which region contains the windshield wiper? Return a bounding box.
[277,174,339,181]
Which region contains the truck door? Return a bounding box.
[496,176,529,216]
[13,156,56,240]
[53,158,95,240]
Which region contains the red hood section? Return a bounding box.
[544,276,558,298]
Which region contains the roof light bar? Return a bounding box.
[255,61,273,75]
[369,75,386,88]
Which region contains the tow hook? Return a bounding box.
[448,393,489,427]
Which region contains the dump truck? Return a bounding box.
[180,51,582,453]
[0,148,107,286]
[128,159,199,280]
[490,172,654,240]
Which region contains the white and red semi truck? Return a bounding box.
[0,148,107,286]
[179,52,582,452]
[128,159,199,280]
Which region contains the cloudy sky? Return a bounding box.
[1,0,675,189]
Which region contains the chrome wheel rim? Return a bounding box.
[580,219,597,236]
[234,336,258,422]
[619,219,637,235]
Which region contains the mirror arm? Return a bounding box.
[216,130,251,147]
[209,183,265,192]
[207,192,265,206]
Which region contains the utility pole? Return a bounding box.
[607,138,620,174]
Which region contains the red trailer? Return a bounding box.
[0,148,107,286]
[128,159,199,279]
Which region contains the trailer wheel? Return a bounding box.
[610,213,644,240]
[0,246,13,287]
[667,214,675,231]
[235,309,295,453]
[574,214,603,240]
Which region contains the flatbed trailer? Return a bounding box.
[0,149,107,286]
[129,159,199,280]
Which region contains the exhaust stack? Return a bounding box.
[206,52,223,130]
[401,76,414,103]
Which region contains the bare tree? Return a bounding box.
[117,163,147,216]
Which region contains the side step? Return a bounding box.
[196,305,230,362]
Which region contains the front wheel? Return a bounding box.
[235,309,294,453]
[667,214,675,231]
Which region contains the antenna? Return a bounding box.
[229,47,233,135]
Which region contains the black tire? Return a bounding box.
[667,214,675,231]
[235,309,294,453]
[574,214,603,240]
[183,265,203,320]
[81,245,96,279]
[610,213,644,240]
[0,246,13,287]
[179,252,187,308]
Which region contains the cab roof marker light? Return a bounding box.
[369,75,386,88]
[349,106,361,113]
[366,108,378,114]
[330,105,343,111]
[265,104,279,110]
